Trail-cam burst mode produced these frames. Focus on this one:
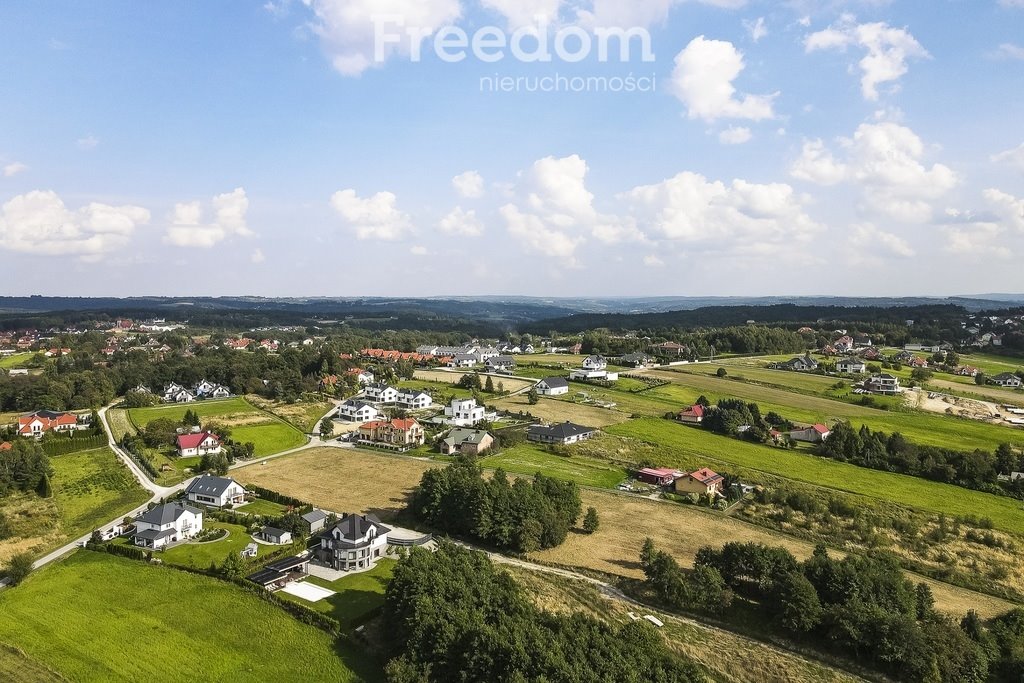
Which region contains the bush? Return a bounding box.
[5,551,35,585]
[582,507,600,534]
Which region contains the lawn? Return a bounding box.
[290,559,396,631]
[0,552,374,682]
[247,396,334,432]
[608,418,1024,536]
[158,522,256,569]
[236,498,290,517]
[0,644,63,683]
[0,352,33,369]
[128,397,307,457]
[479,444,627,488]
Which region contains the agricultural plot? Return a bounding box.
[292,559,396,631]
[479,444,627,488]
[411,369,534,393]
[247,397,334,433]
[608,418,1024,535]
[0,552,370,682]
[491,394,630,428]
[128,397,307,457]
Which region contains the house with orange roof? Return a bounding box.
[357,418,425,451]
[789,423,831,443]
[674,468,725,496]
[17,410,81,438]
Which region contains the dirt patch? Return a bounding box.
[493,395,630,428]
[413,369,534,393]
[906,388,1021,427]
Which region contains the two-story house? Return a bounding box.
[175,431,222,457]
[316,514,391,572]
[443,398,486,426]
[132,502,203,549]
[357,418,425,451]
[337,399,381,423]
[184,474,246,508]
[396,388,433,410]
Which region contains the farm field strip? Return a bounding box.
[479,444,627,488]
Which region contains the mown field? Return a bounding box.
[295,559,396,631]
[0,644,66,683]
[0,352,33,369]
[247,397,334,433]
[608,418,1024,535]
[128,397,307,457]
[0,552,374,682]
[0,448,149,565]
[491,394,630,427]
[479,444,627,488]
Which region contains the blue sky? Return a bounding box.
[1,0,1022,297]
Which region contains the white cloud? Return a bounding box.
[620,171,820,253]
[643,254,665,267]
[992,143,1024,170]
[77,135,99,151]
[410,245,430,256]
[577,0,746,30]
[482,0,562,27]
[501,204,583,263]
[452,170,484,198]
[847,223,915,265]
[744,16,767,42]
[992,43,1024,60]
[302,0,461,76]
[251,248,266,264]
[670,36,776,122]
[999,0,1024,8]
[790,139,848,185]
[805,16,929,100]
[0,190,150,259]
[438,206,484,236]
[330,188,413,240]
[984,188,1024,233]
[943,220,1011,260]
[719,126,752,145]
[2,162,27,178]
[164,188,253,248]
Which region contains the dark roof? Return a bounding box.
[186,474,239,498]
[266,555,309,573]
[301,509,328,524]
[528,422,596,440]
[262,526,290,538]
[133,527,177,541]
[993,373,1020,381]
[320,513,391,544]
[247,568,287,587]
[341,399,374,410]
[137,502,202,526]
[539,377,569,389]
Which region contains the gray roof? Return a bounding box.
[993,373,1020,381]
[341,399,374,410]
[301,509,328,524]
[262,526,289,538]
[443,428,491,446]
[186,475,239,498]
[320,513,391,544]
[539,377,569,389]
[528,422,596,440]
[133,527,177,541]
[487,355,516,365]
[137,502,201,526]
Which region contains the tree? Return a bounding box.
[911,368,934,383]
[484,376,495,394]
[527,388,539,405]
[582,507,600,534]
[142,418,179,448]
[771,571,823,634]
[975,373,987,386]
[319,418,334,439]
[0,511,10,540]
[716,368,728,378]
[916,582,935,620]
[220,551,244,579]
[5,551,34,585]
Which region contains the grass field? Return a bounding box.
[128,397,307,457]
[411,369,535,393]
[236,498,289,516]
[492,394,630,427]
[0,644,66,683]
[0,552,373,682]
[295,559,396,631]
[0,353,33,369]
[104,408,136,442]
[247,396,334,432]
[608,418,1024,535]
[479,444,627,488]
[159,522,255,569]
[233,447,439,522]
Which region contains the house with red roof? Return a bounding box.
[636,467,681,486]
[674,468,725,496]
[0,441,12,451]
[176,431,222,457]
[357,418,425,451]
[676,404,705,425]
[789,423,831,444]
[17,410,81,438]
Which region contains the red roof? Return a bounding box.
[17,411,78,435]
[639,467,677,478]
[688,468,722,484]
[679,404,704,418]
[812,424,830,434]
[176,431,220,449]
[0,442,11,451]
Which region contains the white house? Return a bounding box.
[836,358,867,374]
[444,398,486,426]
[316,514,391,572]
[364,383,399,404]
[865,374,901,395]
[485,355,516,373]
[175,431,222,457]
[582,355,607,371]
[789,424,831,443]
[164,388,195,403]
[536,377,569,396]
[338,399,381,423]
[193,379,217,396]
[185,474,246,508]
[991,373,1023,388]
[133,503,203,549]
[448,354,478,368]
[396,388,433,410]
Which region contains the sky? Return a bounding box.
[0,0,1022,298]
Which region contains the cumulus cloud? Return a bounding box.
[790,139,848,185]
[452,170,484,198]
[76,135,99,150]
[438,206,484,236]
[577,0,746,30]
[847,223,915,265]
[2,162,27,178]
[643,254,665,267]
[620,171,820,254]
[992,143,1024,170]
[991,43,1024,60]
[805,15,929,100]
[410,245,430,256]
[330,188,413,240]
[302,0,461,76]
[0,190,150,259]
[984,188,1024,233]
[670,36,776,122]
[164,188,253,248]
[719,126,752,145]
[251,248,266,264]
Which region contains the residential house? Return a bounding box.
[569,355,619,381]
[854,335,872,348]
[448,353,478,368]
[991,373,1023,388]
[133,503,203,550]
[439,428,494,456]
[396,388,433,410]
[955,366,980,377]
[636,467,680,486]
[485,355,516,373]
[582,355,607,371]
[247,555,310,591]
[17,410,80,438]
[676,404,705,425]
[789,424,831,443]
[527,422,596,445]
[357,418,425,451]
[164,387,195,403]
[337,400,381,423]
[650,341,688,357]
[674,468,725,496]
[260,527,292,545]
[193,379,218,396]
[865,374,901,395]
[833,336,855,353]
[778,355,819,372]
[176,431,222,457]
[619,353,654,368]
[185,474,246,508]
[536,377,569,396]
[836,358,867,374]
[474,346,501,363]
[301,509,329,535]
[345,368,375,385]
[364,383,399,404]
[316,514,391,572]
[444,398,487,426]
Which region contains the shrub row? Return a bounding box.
[42,434,108,456]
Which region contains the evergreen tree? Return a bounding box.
[582,506,600,534]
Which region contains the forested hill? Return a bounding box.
[525,304,971,334]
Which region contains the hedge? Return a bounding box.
[42,434,108,456]
[247,485,310,509]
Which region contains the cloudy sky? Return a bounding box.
[1,1,1022,298]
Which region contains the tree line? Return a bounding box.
[0,440,51,499]
[383,542,705,683]
[408,460,582,553]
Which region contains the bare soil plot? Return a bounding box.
[492,395,630,427]
[233,447,440,521]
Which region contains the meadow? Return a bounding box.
[246,396,334,433]
[478,444,627,488]
[491,394,630,428]
[608,418,1024,535]
[0,352,33,369]
[294,559,396,631]
[0,552,373,682]
[127,397,307,457]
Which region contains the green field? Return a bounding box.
[0,552,372,682]
[0,644,64,683]
[52,448,150,539]
[294,559,396,631]
[479,444,628,489]
[236,499,290,517]
[158,522,256,569]
[128,398,307,457]
[0,352,33,369]
[608,418,1024,535]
